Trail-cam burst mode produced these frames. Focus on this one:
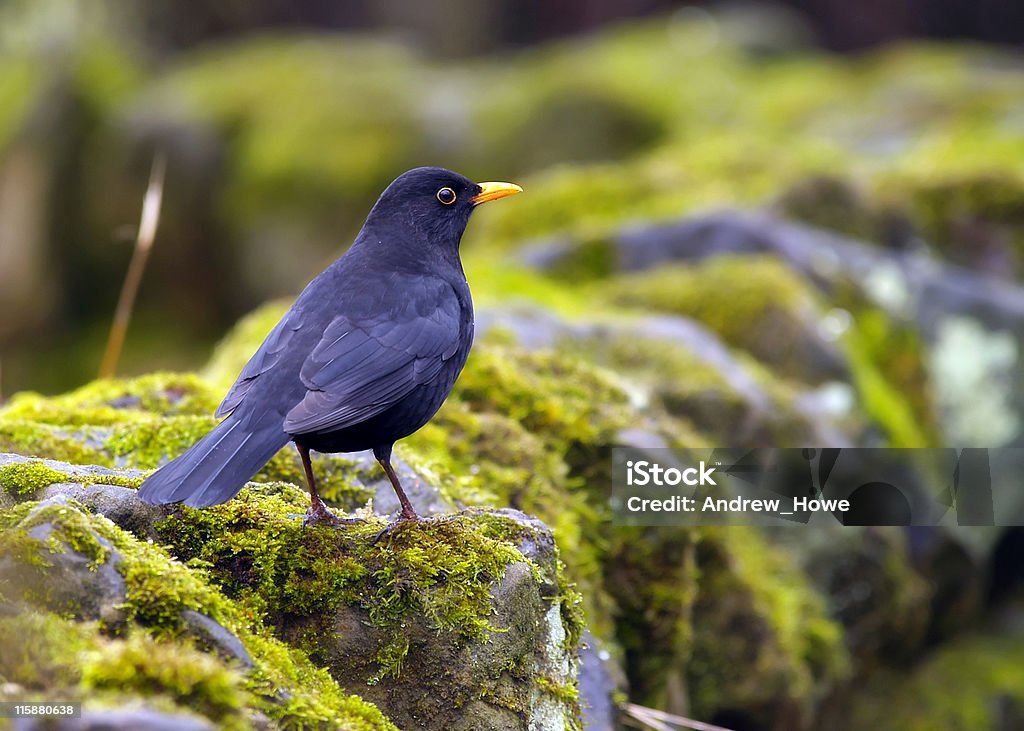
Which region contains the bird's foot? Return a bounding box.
[371,511,460,544]
[302,504,365,528]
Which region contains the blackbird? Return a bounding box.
[138,167,521,526]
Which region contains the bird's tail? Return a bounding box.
[137,409,290,507]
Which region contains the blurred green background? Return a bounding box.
[2,0,1023,397]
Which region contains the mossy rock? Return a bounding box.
[691,526,849,726]
[0,368,379,510]
[567,320,827,445]
[771,525,932,667]
[0,493,396,730]
[607,525,848,727]
[604,256,847,385]
[152,485,583,730]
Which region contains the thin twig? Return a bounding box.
[622,703,736,731]
[622,706,676,731]
[98,152,166,379]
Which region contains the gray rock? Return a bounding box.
[476,304,579,351]
[181,610,254,670]
[578,632,624,731]
[283,509,578,731]
[342,450,454,517]
[0,452,166,539]
[0,495,127,620]
[37,483,166,540]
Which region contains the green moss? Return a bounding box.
[81,633,249,727]
[848,634,1024,731]
[535,673,580,703]
[607,524,848,722]
[0,612,96,693]
[0,373,222,427]
[0,459,143,501]
[606,527,700,710]
[104,416,219,469]
[840,305,936,447]
[451,343,632,465]
[0,54,39,150]
[153,485,545,681]
[0,462,73,496]
[687,527,848,724]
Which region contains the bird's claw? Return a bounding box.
[302,504,365,528]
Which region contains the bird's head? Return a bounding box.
[364,167,521,257]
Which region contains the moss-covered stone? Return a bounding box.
[0,459,144,503]
[0,493,395,724]
[0,420,111,467]
[146,481,581,728]
[154,487,541,664]
[0,461,73,496]
[80,632,250,727]
[687,527,848,725]
[604,256,843,385]
[448,342,633,477]
[573,329,814,445]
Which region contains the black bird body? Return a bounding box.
[138,168,520,522]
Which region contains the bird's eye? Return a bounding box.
[436,187,456,205]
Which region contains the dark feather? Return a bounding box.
[283,278,461,435]
[136,408,289,507]
[216,307,303,418]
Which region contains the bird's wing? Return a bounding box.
[283,279,463,435]
[216,307,304,418]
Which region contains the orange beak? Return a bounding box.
[471,181,523,205]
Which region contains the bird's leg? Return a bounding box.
[374,444,420,522]
[370,445,464,545]
[297,443,362,527]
